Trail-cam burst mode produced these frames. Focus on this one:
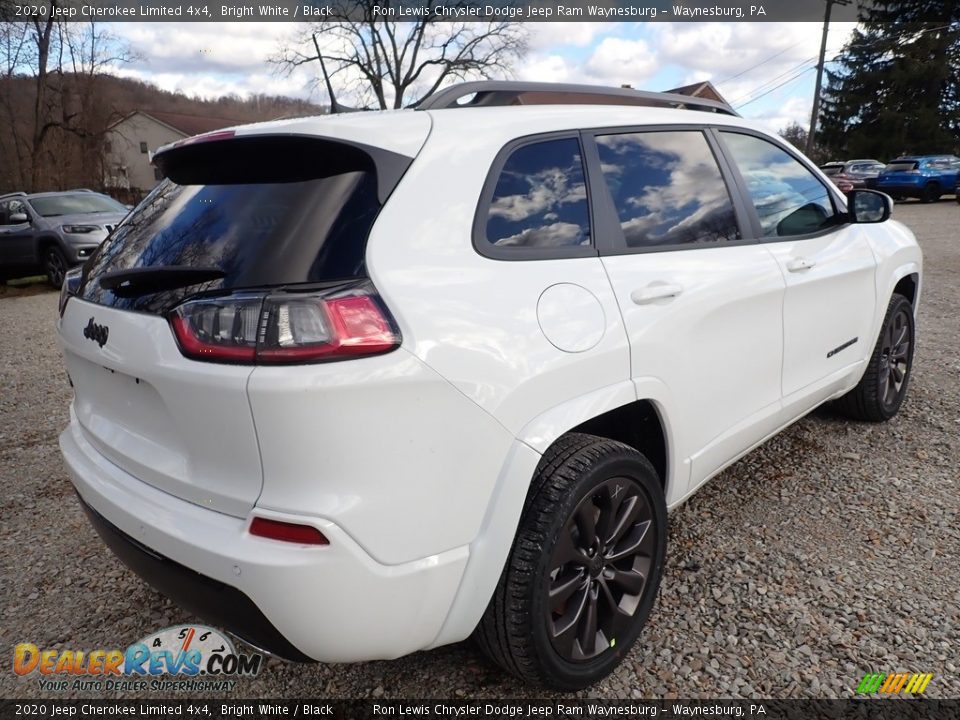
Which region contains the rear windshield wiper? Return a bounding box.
[98,266,226,297]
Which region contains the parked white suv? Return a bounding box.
[57,83,921,690]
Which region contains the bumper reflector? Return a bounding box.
[249,517,329,546]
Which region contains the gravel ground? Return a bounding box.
[1,201,958,700]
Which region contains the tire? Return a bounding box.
[835,293,915,422]
[474,433,667,690]
[43,246,69,288]
[920,183,941,203]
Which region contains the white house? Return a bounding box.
[103,110,238,196]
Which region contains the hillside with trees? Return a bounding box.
[0,71,325,195]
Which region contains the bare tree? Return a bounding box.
[272,1,528,110]
[0,13,31,188]
[0,6,136,191]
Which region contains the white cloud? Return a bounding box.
[585,38,658,86]
[650,22,857,107]
[517,54,574,84]
[748,95,813,136]
[525,22,618,51]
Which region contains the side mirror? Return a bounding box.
[848,190,891,223]
[9,212,28,224]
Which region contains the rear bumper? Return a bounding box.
[77,495,312,662]
[60,409,470,662]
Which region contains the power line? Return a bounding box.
[729,56,819,105]
[735,67,817,109]
[724,23,955,110]
[713,42,805,85]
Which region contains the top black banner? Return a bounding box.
[2,0,954,23]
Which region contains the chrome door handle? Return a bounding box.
[631,283,684,305]
[786,257,817,272]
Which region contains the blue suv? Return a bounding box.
[876,155,960,203]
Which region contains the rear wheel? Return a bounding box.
[43,246,68,288]
[835,293,915,422]
[474,433,667,690]
[920,183,941,203]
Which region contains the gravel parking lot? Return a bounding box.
[1,201,958,701]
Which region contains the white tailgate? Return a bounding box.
[58,298,261,517]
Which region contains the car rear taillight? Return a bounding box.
[169,284,400,364]
[249,517,329,545]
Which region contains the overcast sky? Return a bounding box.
[108,21,858,133]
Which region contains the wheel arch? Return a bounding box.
[35,234,63,258]
[430,383,679,650]
[515,380,677,501]
[893,272,919,309]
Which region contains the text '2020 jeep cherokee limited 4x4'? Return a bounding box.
[57,82,921,690]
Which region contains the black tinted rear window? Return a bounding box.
[80,137,404,314]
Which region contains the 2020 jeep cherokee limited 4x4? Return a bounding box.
[57,82,921,690]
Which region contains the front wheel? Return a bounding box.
[474,433,667,690]
[835,293,915,422]
[44,246,69,288]
[920,183,941,204]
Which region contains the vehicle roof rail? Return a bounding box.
[0,191,28,199]
[414,81,740,117]
[70,188,95,192]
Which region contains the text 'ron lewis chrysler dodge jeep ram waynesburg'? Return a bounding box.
[57,82,921,689]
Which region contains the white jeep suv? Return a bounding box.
[57,82,921,690]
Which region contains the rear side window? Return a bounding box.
[885,161,919,172]
[721,132,838,238]
[595,130,740,248]
[80,137,403,314]
[483,137,591,250]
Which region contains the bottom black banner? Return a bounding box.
[1,700,957,720]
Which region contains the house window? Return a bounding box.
[140,142,148,154]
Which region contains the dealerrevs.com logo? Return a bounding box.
[13,625,262,692]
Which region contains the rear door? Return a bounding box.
[715,130,877,404]
[585,127,786,491]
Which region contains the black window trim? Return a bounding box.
[709,126,851,243]
[580,123,756,256]
[472,131,598,261]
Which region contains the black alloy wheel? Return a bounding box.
[546,476,657,661]
[475,433,667,690]
[835,293,915,422]
[44,246,68,288]
[878,304,912,413]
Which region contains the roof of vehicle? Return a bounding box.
[155,82,752,161]
[158,103,766,163]
[19,190,115,200]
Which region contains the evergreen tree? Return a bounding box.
[818,0,960,160]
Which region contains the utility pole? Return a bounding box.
[806,0,849,156]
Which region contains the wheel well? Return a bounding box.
[569,400,667,487]
[36,236,60,254]
[894,273,918,306]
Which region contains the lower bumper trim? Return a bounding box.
[78,494,314,663]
